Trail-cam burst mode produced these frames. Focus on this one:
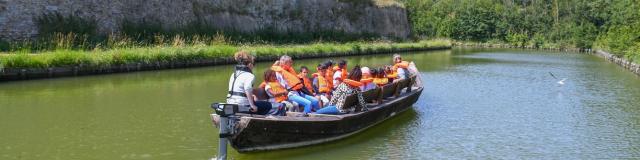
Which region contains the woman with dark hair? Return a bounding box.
[226,51,272,115]
[315,65,367,115]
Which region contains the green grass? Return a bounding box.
[0,39,451,69]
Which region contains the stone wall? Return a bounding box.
[0,0,411,41]
[595,50,640,76]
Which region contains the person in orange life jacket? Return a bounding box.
[315,65,367,115]
[392,54,410,81]
[312,64,332,106]
[332,59,348,89]
[298,66,316,96]
[261,69,300,112]
[273,55,320,116]
[226,51,271,115]
[299,66,326,108]
[323,60,335,89]
[359,67,376,91]
[384,65,397,82]
[372,67,389,87]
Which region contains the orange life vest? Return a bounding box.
[333,66,347,80]
[373,78,388,86]
[392,61,410,79]
[325,69,334,89]
[313,73,332,93]
[386,72,398,79]
[267,82,288,102]
[360,75,374,84]
[298,73,315,94]
[283,65,298,75]
[343,79,363,88]
[393,61,409,70]
[271,65,303,90]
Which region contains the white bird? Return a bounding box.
[557,78,566,85]
[549,72,567,85]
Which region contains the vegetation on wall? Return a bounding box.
[0,12,386,52]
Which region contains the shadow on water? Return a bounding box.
[232,108,420,160]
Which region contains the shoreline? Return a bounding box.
[2,41,637,82]
[453,41,591,53]
[594,50,640,76]
[0,45,450,81]
[455,42,639,77]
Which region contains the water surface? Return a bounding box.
[1,48,639,159]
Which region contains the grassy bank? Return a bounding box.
[0,39,451,70]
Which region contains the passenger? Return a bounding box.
[312,64,332,106]
[262,69,300,112]
[392,54,410,81]
[315,66,367,115]
[272,55,320,116]
[298,66,315,96]
[360,67,376,91]
[373,67,389,87]
[323,60,335,90]
[332,60,348,88]
[226,51,273,115]
[384,65,397,82]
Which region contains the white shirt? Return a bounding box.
[397,68,407,80]
[226,71,254,106]
[264,84,277,103]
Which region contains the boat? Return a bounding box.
[211,75,423,152]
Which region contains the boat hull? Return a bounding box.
[226,87,423,152]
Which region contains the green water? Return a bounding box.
[1,48,640,159]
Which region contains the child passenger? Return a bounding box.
[373,67,389,87]
[360,67,376,91]
[263,69,299,112]
[333,60,348,88]
[312,64,332,106]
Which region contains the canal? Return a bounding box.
[1,48,639,159]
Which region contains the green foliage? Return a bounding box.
[35,12,97,36]
[0,40,451,69]
[401,0,640,61]
[596,24,640,58]
[531,33,546,48]
[505,32,528,48]
[0,39,9,51]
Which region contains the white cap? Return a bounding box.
[361,67,371,74]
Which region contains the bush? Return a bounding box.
[505,32,527,48]
[531,33,546,48]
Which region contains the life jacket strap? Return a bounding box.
[228,91,247,97]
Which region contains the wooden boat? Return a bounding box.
[211,75,423,152]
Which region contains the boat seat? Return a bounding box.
[253,88,270,101]
[380,83,397,99]
[362,88,381,103]
[343,93,359,109]
[408,75,418,92]
[394,79,410,97]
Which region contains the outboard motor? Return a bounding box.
[211,103,239,160]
